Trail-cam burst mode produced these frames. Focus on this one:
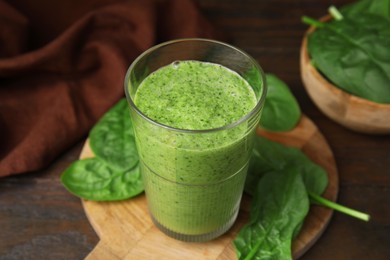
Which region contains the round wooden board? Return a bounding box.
[80,115,338,259]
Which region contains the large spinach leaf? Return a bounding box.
[89,98,138,171]
[61,98,143,201]
[235,168,309,260]
[245,67,300,132]
[238,136,327,259]
[260,74,301,132]
[246,136,328,196]
[238,134,369,259]
[61,158,143,201]
[306,12,390,104]
[340,0,390,18]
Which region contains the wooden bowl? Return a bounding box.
[300,19,390,135]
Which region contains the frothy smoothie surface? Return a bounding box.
[134,61,257,130]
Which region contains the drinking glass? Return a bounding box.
[124,38,266,242]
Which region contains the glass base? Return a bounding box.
[151,210,239,242]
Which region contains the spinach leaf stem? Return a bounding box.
[328,5,344,20]
[301,16,324,28]
[309,192,370,222]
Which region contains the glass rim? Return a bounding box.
[124,38,267,134]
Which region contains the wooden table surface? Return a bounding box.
[1,0,389,259]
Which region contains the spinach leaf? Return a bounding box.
[61,158,144,201]
[236,136,328,259]
[89,98,139,171]
[245,136,328,196]
[260,74,301,132]
[239,135,369,259]
[235,168,309,260]
[61,98,143,201]
[306,14,390,104]
[241,135,328,259]
[340,0,390,18]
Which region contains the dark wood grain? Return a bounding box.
[1,0,390,259]
[0,142,99,259]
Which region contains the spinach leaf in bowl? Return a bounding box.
[304,8,390,104]
[340,0,390,18]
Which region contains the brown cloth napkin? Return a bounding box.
[0,0,218,177]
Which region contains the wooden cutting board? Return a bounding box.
[80,115,338,259]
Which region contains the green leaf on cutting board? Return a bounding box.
[260,74,301,132]
[61,158,143,201]
[89,98,139,171]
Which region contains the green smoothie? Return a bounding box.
[132,60,258,239]
[134,61,256,130]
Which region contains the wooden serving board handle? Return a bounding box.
[86,241,119,260]
[80,115,338,259]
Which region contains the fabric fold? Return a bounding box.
[0,0,218,177]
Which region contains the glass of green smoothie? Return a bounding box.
[124,38,266,242]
